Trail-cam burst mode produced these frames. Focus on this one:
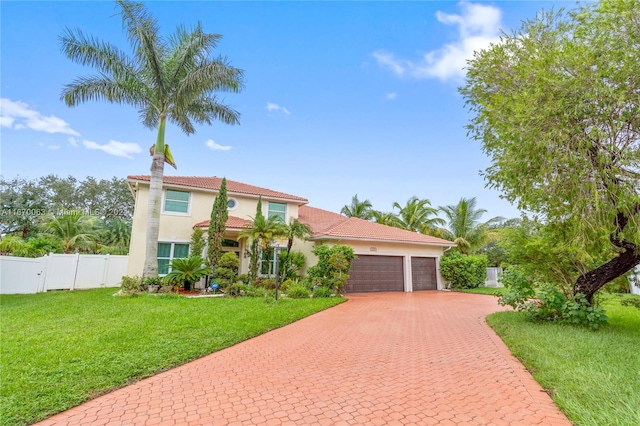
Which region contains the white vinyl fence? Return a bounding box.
[0,254,128,294]
[630,265,640,296]
[485,267,503,287]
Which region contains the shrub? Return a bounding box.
[279,250,306,280]
[143,276,163,287]
[313,286,333,298]
[307,244,355,294]
[120,275,142,294]
[164,256,213,291]
[237,274,249,284]
[439,253,487,289]
[287,285,310,299]
[218,252,239,270]
[255,278,276,290]
[226,282,248,297]
[279,278,295,293]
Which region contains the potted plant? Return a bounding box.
[164,256,213,292]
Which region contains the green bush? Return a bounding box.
[439,253,487,289]
[307,244,355,294]
[498,267,608,329]
[237,274,249,284]
[279,278,294,293]
[255,278,276,290]
[279,250,307,280]
[218,252,239,270]
[143,276,163,287]
[313,286,333,298]
[287,285,310,299]
[226,282,248,297]
[120,275,142,294]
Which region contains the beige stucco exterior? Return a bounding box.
[126,182,303,277]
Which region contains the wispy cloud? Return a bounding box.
[386,92,397,100]
[37,142,61,150]
[0,98,80,136]
[205,139,232,151]
[82,139,142,159]
[373,2,502,82]
[266,102,291,115]
[67,137,79,148]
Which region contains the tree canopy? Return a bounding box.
[461,0,640,300]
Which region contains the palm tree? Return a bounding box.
[281,218,312,278]
[102,217,132,249]
[238,215,286,277]
[61,0,244,279]
[39,213,100,253]
[437,197,503,255]
[371,210,401,227]
[392,197,443,233]
[341,194,374,220]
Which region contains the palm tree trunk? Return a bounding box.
[143,118,167,279]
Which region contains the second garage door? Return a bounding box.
[411,257,438,290]
[346,255,404,293]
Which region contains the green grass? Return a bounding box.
[486,293,640,426]
[454,286,508,296]
[0,289,344,426]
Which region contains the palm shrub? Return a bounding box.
[164,256,213,291]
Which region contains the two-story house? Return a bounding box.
[126,175,455,292]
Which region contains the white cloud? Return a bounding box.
[205,139,232,151]
[386,92,398,100]
[266,102,291,115]
[67,137,79,148]
[0,98,80,136]
[82,139,142,159]
[373,2,503,82]
[48,145,61,150]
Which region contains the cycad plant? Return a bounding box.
[164,256,213,291]
[61,0,244,278]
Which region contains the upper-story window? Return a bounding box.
[268,202,286,222]
[227,198,237,210]
[163,189,190,214]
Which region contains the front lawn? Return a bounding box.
[0,288,343,426]
[487,293,640,426]
[455,286,508,296]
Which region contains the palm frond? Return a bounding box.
[166,23,222,85]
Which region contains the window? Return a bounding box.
[227,198,237,209]
[164,190,190,214]
[268,202,286,222]
[157,242,190,275]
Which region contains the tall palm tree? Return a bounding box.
[238,215,286,277]
[392,197,443,233]
[61,0,244,278]
[341,194,374,220]
[437,197,503,255]
[281,218,312,278]
[39,213,100,253]
[371,210,401,227]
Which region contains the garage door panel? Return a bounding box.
[411,257,437,290]
[347,255,404,293]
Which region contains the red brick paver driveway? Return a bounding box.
[37,292,571,425]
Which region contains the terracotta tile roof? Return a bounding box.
[128,175,308,203]
[299,206,455,246]
[193,216,252,229]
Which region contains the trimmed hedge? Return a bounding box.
[440,253,487,289]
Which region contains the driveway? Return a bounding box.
[37,292,571,425]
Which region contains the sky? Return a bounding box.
[1,0,572,221]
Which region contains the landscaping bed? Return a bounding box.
[0,288,343,426]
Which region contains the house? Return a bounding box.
[126,175,456,292]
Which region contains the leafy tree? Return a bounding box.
[461,0,640,302]
[0,177,47,237]
[61,0,244,279]
[371,210,401,227]
[281,218,312,279]
[341,194,374,220]
[101,217,132,250]
[437,197,503,255]
[39,213,100,253]
[207,178,228,269]
[245,197,263,283]
[392,196,443,233]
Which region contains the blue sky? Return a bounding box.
[1,1,569,220]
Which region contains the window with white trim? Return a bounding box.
[268,202,286,222]
[163,189,190,214]
[157,242,190,275]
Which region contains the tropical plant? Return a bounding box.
[437,197,502,255]
[281,218,312,279]
[460,0,640,302]
[371,210,401,227]
[0,235,27,255]
[101,217,132,250]
[207,178,229,269]
[39,213,100,253]
[239,198,286,278]
[279,250,306,280]
[340,194,374,220]
[307,244,356,294]
[163,256,213,291]
[61,0,244,279]
[392,196,443,233]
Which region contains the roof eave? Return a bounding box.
[308,235,457,247]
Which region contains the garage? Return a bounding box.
[411,257,438,290]
[346,255,404,293]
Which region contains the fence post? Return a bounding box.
[70,252,80,290]
[101,254,110,287]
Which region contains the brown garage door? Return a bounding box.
[346,255,404,293]
[411,257,437,290]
